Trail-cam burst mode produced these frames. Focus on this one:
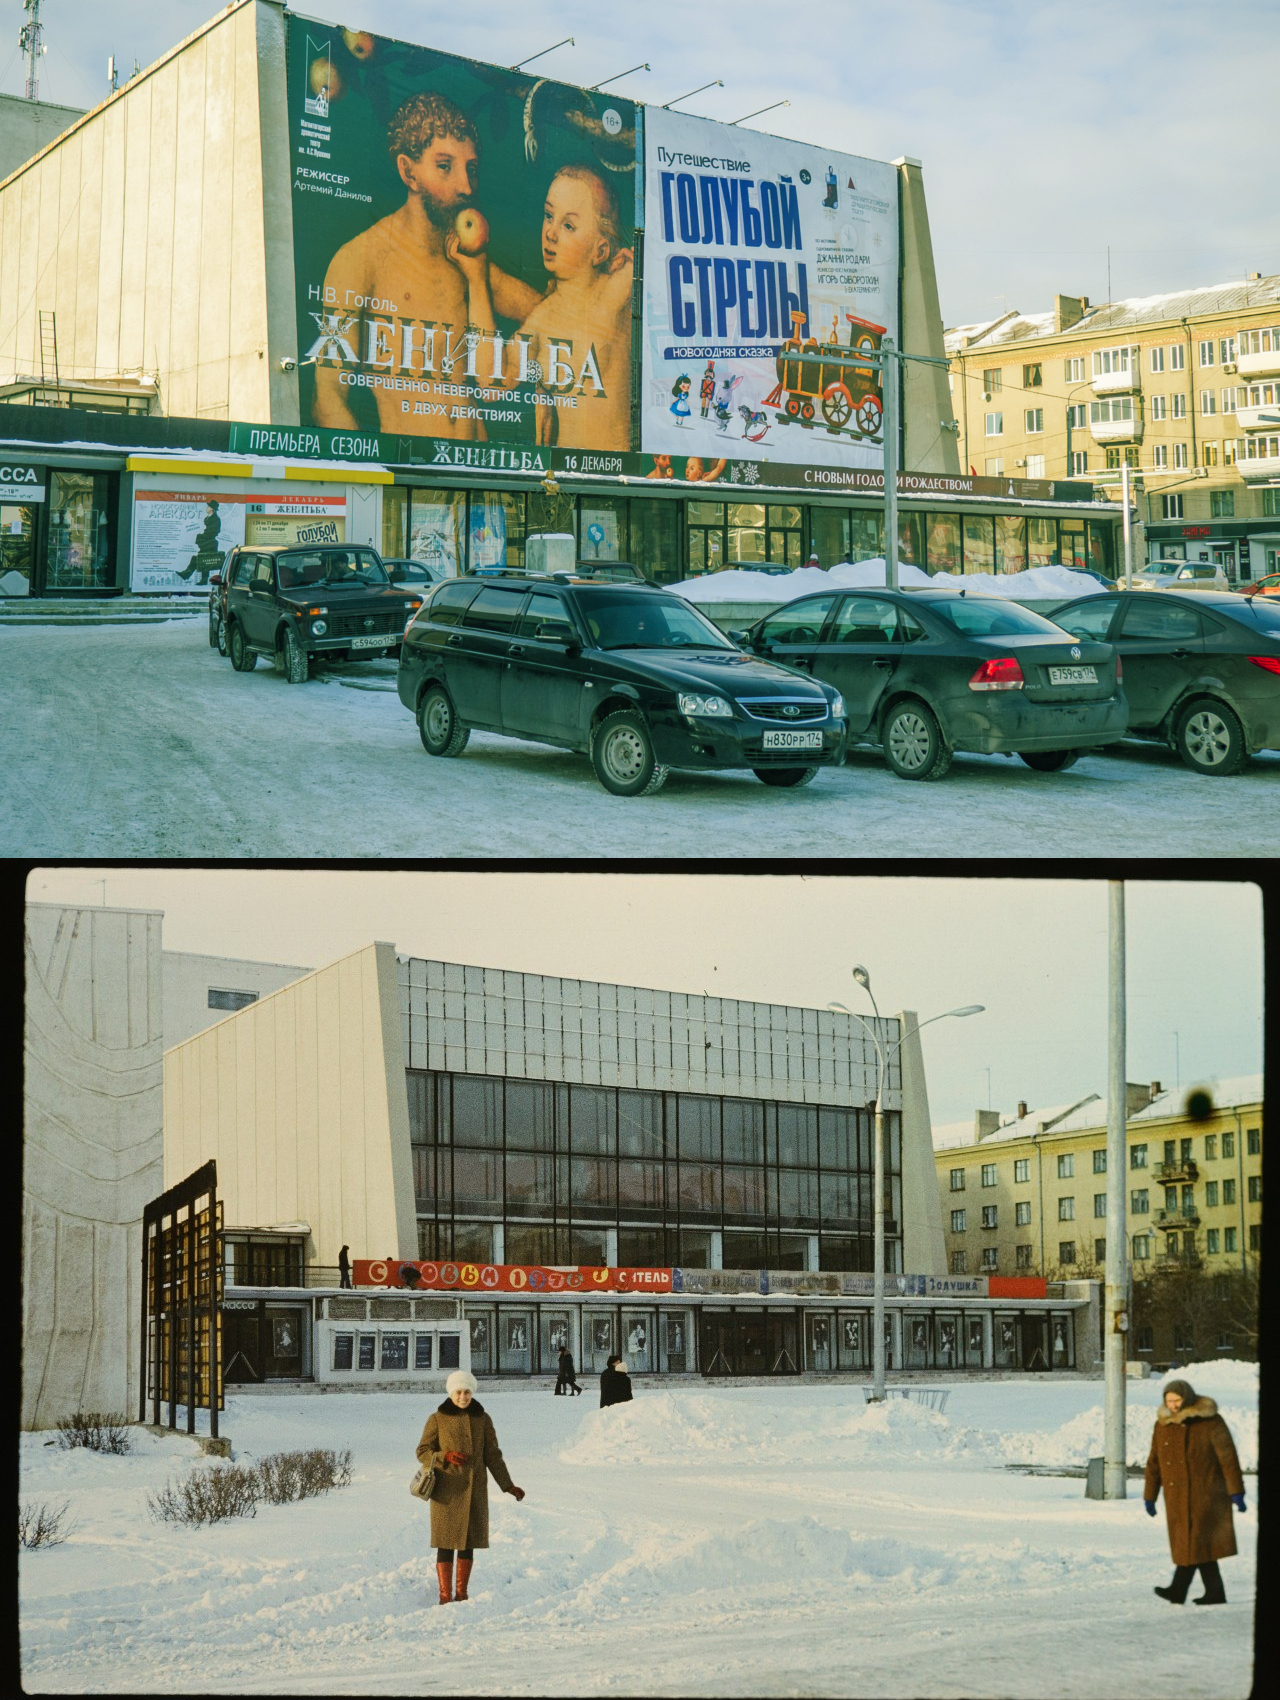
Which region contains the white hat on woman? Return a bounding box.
[446,1370,478,1396]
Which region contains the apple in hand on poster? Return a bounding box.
[309,57,344,101]
[453,208,490,256]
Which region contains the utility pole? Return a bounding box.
[1120,460,1133,589]
[1103,881,1130,1499]
[883,337,899,589]
[20,0,46,101]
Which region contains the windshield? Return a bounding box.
[574,589,735,651]
[277,549,389,590]
[1143,562,1181,575]
[927,597,1069,638]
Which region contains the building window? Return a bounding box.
[1092,1149,1107,1174]
[1224,1226,1238,1252]
[1014,1158,1030,1184]
[1131,1189,1149,1214]
[985,413,1004,436]
[1093,346,1137,377]
[1024,408,1044,433]
[1247,1175,1261,1202]
[1173,443,1188,468]
[981,1205,998,1229]
[1151,444,1168,468]
[208,988,259,1011]
[1222,1130,1235,1157]
[1249,1224,1261,1251]
[1264,489,1280,516]
[1069,451,1088,475]
[1205,1181,1219,1207]
[1169,345,1185,371]
[1222,1178,1236,1205]
[1174,1324,1194,1352]
[1093,1193,1107,1218]
[1200,390,1217,415]
[1068,403,1088,428]
[950,1209,967,1233]
[1206,1228,1220,1253]
[981,1247,998,1271]
[1064,357,1085,382]
[1057,1153,1074,1179]
[1204,1134,1217,1159]
[1150,395,1167,421]
[1094,1237,1107,1263]
[1015,1201,1031,1226]
[950,1250,967,1274]
[1198,340,1216,367]
[1246,1127,1259,1155]
[949,1168,966,1192]
[985,457,1005,477]
[1015,1244,1033,1269]
[1058,1242,1076,1265]
[1025,454,1045,478]
[1203,443,1219,468]
[1172,393,1187,418]
[1160,494,1184,520]
[1136,1323,1153,1350]
[1058,1197,1074,1221]
[1132,1234,1150,1261]
[1091,396,1135,426]
[983,369,1003,392]
[1219,335,1237,363]
[1130,1144,1148,1169]
[1150,347,1165,374]
[1023,363,1042,387]
[981,1164,997,1187]
[1220,386,1238,415]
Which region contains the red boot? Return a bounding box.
[436,1560,454,1605]
[455,1558,474,1601]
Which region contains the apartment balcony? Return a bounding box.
[1155,1159,1199,1184]
[1155,1208,1201,1231]
[1092,367,1141,396]
[1235,404,1280,433]
[1236,442,1280,482]
[1090,415,1144,445]
[1238,349,1280,380]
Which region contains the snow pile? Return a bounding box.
[672,557,1104,605]
[1000,1400,1258,1472]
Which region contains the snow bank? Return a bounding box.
[672,557,1104,605]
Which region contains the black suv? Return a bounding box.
[397,575,847,795]
[222,544,425,682]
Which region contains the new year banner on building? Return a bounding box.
[287,15,637,453]
[642,110,898,471]
[355,1259,672,1293]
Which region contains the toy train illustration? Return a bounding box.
[762,310,886,441]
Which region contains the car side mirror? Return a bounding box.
[726,629,749,646]
[209,572,221,587]
[536,624,580,653]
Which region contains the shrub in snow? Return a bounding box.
[55,1411,132,1455]
[19,1499,74,1549]
[148,1461,261,1525]
[254,1447,352,1505]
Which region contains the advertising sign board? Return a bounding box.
[130,488,348,590]
[355,1259,672,1293]
[642,110,898,469]
[287,16,637,453]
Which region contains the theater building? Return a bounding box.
[163,942,1098,1383]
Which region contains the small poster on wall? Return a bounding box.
[131,493,246,592]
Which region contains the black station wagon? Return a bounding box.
[396,575,847,796]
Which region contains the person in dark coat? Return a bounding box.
[555,1346,582,1395]
[416,1370,525,1605]
[176,502,223,582]
[599,1354,633,1408]
[1144,1377,1246,1605]
[337,1245,352,1289]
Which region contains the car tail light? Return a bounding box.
[968,656,1024,691]
[1248,655,1280,675]
[1116,655,1123,683]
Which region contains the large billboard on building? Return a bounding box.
[287,16,637,453]
[641,109,898,471]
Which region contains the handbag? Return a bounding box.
[409,1462,438,1502]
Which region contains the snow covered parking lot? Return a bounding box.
[19,1367,1257,1697]
[2,621,1277,857]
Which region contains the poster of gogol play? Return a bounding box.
[642,109,898,471]
[288,17,637,453]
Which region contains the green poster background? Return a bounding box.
[287,16,636,451]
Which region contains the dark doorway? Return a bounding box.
[1020,1314,1049,1371]
[699,1309,800,1375]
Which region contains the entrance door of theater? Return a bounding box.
[699,1309,799,1375]
[1020,1314,1050,1371]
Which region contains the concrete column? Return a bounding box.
[709,1229,724,1269]
[807,1234,820,1272]
[892,157,960,475]
[896,1009,947,1276]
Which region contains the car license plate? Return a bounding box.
[349,634,389,650]
[762,728,823,750]
[1048,665,1096,685]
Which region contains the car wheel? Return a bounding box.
[753,766,820,787]
[1174,700,1247,775]
[282,625,310,684]
[417,685,470,757]
[882,701,952,780]
[228,622,256,672]
[207,614,219,649]
[216,615,227,657]
[1019,750,1079,772]
[591,709,669,796]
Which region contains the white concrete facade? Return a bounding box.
[0,93,84,185]
[22,904,165,1430]
[162,947,310,1047]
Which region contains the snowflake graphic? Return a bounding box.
[740,463,760,485]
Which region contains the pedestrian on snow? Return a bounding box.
[416,1370,525,1606]
[599,1354,633,1408]
[1144,1377,1246,1605]
[555,1347,582,1395]
[337,1245,352,1289]
[805,552,820,568]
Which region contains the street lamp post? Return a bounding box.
[828,973,984,1401]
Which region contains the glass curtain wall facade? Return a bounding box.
[407,1069,901,1274]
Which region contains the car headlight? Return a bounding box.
[678,692,733,718]
[311,619,327,635]
[829,694,845,719]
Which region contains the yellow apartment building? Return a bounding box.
[945,278,1280,582]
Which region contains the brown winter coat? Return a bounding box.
[1143,1396,1243,1567]
[416,1399,515,1551]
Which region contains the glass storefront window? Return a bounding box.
[995,514,1027,574]
[1027,516,1057,568]
[570,1085,616,1154]
[1086,521,1113,577]
[898,513,922,566]
[810,507,850,566]
[469,490,524,571]
[468,1310,495,1374]
[503,1225,556,1265]
[678,1228,713,1267]
[837,1311,868,1368]
[621,1310,654,1371]
[806,1311,834,1371]
[498,1307,534,1372]
[618,1091,663,1157]
[964,1315,986,1366]
[1059,521,1086,571]
[629,498,681,583]
[905,1312,930,1368]
[722,1100,764,1164]
[850,510,884,561]
[451,1150,502,1211]
[408,488,466,575]
[618,1226,665,1265]
[382,486,408,558]
[506,1153,555,1215]
[579,496,627,560]
[776,1104,818,1167]
[678,1162,721,1216]
[994,1314,1019,1368]
[927,514,961,574]
[618,1159,663,1211]
[570,1156,615,1212]
[570,1226,610,1264]
[677,1095,720,1161]
[452,1222,494,1263]
[723,1229,769,1268]
[45,469,114,590]
[1,500,38,590]
[505,1079,554,1151]
[659,1309,690,1372]
[962,516,995,575]
[935,1313,959,1368]
[451,1077,502,1146]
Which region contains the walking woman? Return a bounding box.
[1144,1377,1246,1605]
[416,1370,525,1605]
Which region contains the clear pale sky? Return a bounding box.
[3,0,1275,326]
[25,870,1262,1126]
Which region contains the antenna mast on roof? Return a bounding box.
[19,0,47,102]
